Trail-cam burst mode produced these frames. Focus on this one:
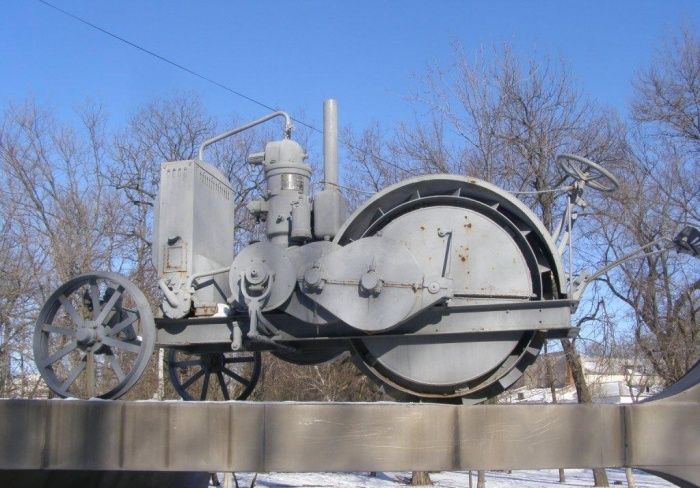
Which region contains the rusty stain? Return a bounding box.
[457,245,470,263]
[420,225,425,231]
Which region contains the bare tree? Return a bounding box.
[594,29,700,385]
[632,30,700,153]
[0,101,126,397]
[252,354,381,402]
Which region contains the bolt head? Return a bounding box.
[303,267,324,290]
[245,263,269,285]
[360,271,382,295]
[76,327,97,346]
[427,281,441,294]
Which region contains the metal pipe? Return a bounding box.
[198,111,293,161]
[586,237,672,283]
[323,99,339,189]
[571,237,674,300]
[186,265,231,291]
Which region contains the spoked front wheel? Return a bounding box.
[33,272,155,399]
[167,349,261,401]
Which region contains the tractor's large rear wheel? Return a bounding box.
[335,176,563,403]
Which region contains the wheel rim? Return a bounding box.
[33,272,155,399]
[167,349,261,401]
[335,177,560,402]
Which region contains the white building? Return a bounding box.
[502,352,662,404]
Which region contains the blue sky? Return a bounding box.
[2,1,699,141]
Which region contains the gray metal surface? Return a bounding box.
[334,174,567,296]
[153,159,234,317]
[312,187,346,240]
[380,205,532,297]
[300,235,447,332]
[260,138,313,246]
[156,318,232,346]
[154,302,574,348]
[284,241,341,324]
[322,99,339,189]
[313,99,346,239]
[229,241,297,312]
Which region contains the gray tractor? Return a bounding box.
[33,100,699,402]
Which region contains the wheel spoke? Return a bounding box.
[60,357,86,391]
[105,353,126,382]
[89,281,102,321]
[106,312,138,336]
[95,286,123,325]
[216,371,230,400]
[181,369,205,390]
[101,336,141,354]
[170,359,204,368]
[43,340,78,367]
[223,356,255,364]
[222,367,250,387]
[58,296,83,327]
[41,324,75,337]
[200,371,210,400]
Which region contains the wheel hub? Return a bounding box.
[203,354,224,371]
[76,327,97,347]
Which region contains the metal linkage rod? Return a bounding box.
[198,111,293,161]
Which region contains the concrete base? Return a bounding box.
[0,360,697,487]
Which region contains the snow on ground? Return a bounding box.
[217,469,675,487]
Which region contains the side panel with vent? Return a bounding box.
[153,160,234,312]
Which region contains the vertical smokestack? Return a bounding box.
[323,99,339,189]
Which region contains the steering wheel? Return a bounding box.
[556,154,620,192]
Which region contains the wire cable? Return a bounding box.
[509,186,574,195]
[37,0,416,176]
[315,181,376,196]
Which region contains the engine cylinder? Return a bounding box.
[262,139,312,246]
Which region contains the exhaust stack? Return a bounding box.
[313,99,346,240]
[323,99,339,189]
